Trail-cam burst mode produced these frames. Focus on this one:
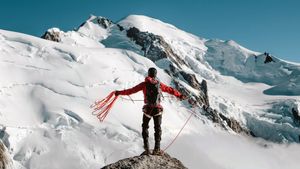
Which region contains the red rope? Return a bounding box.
[163,109,194,151]
[91,91,119,122]
[91,93,196,151]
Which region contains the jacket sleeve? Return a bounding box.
[118,82,145,95]
[160,82,182,98]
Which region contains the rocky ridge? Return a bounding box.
[102,153,187,169]
[0,141,9,169]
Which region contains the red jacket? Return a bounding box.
[118,77,182,108]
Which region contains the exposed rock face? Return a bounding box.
[179,71,201,90]
[204,107,221,123]
[168,64,209,108]
[126,27,186,66]
[117,24,124,31]
[220,113,251,134]
[177,71,210,107]
[166,62,249,134]
[78,16,114,30]
[0,127,9,149]
[95,17,113,29]
[292,107,300,122]
[171,76,251,135]
[41,28,62,42]
[0,141,9,169]
[102,153,187,169]
[201,107,250,134]
[200,80,209,107]
[264,55,275,64]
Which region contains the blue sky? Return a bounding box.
[1,0,299,62]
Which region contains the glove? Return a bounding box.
[179,94,187,101]
[115,90,121,96]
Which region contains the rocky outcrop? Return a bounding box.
[170,66,249,134]
[168,64,209,108]
[95,17,113,29]
[41,28,62,42]
[0,127,9,149]
[203,107,251,135]
[264,55,275,64]
[89,16,124,31]
[219,113,251,134]
[117,24,124,31]
[179,71,201,90]
[204,107,221,124]
[102,153,187,169]
[126,27,186,67]
[177,71,210,107]
[0,141,9,169]
[200,80,210,107]
[171,73,251,135]
[292,107,300,122]
[78,16,114,30]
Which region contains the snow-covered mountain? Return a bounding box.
[1,14,300,169]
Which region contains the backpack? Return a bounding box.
[145,80,161,106]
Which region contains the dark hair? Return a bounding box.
[148,67,157,77]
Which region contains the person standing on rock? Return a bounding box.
[114,67,186,155]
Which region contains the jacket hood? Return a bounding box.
[145,76,159,84]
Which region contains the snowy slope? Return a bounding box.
[1,14,300,169]
[1,29,211,169]
[205,39,300,95]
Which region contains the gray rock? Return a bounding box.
[292,107,300,122]
[264,55,275,64]
[169,64,209,108]
[126,27,186,67]
[41,29,61,42]
[0,141,9,169]
[95,17,113,29]
[179,71,201,90]
[102,153,187,169]
[0,127,9,149]
[219,113,250,135]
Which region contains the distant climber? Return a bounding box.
[114,67,186,156]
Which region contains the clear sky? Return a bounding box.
[1,0,299,63]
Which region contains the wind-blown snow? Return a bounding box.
[1,14,300,169]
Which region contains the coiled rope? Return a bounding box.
[91,93,197,152]
[90,91,119,122]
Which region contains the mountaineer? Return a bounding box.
[114,67,186,155]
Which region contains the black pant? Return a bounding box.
[142,111,162,150]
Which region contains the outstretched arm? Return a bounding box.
[116,82,145,96]
[160,82,183,98]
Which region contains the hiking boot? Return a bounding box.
[152,148,164,156]
[141,149,151,156]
